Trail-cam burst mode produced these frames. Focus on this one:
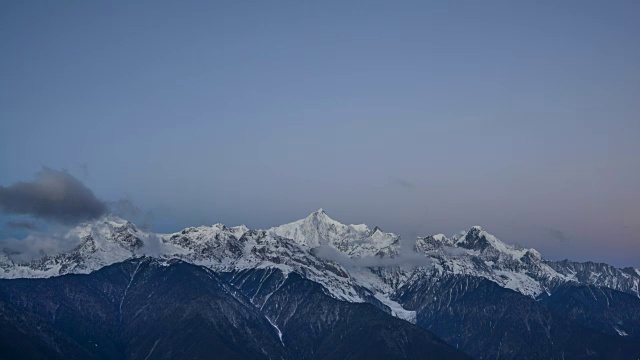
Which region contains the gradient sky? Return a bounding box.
[1,0,639,266]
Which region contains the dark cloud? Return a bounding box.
[5,220,38,231]
[547,228,570,243]
[0,168,108,225]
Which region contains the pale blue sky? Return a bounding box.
[1,1,639,266]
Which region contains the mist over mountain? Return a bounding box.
[1,210,639,359]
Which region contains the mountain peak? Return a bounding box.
[2,210,639,305]
[307,208,331,220]
[271,209,349,247]
[302,208,347,229]
[454,226,502,251]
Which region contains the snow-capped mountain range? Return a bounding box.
[1,209,638,323]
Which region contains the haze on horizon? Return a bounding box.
[1,1,639,267]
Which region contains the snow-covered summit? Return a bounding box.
[0,215,150,279]
[411,226,640,298]
[1,211,638,308]
[270,209,399,258]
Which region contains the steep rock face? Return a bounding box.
[219,268,468,359]
[0,216,371,304]
[547,260,640,297]
[0,300,97,360]
[2,211,638,302]
[540,284,640,339]
[0,258,468,360]
[220,267,395,322]
[0,259,290,359]
[396,274,640,359]
[117,260,288,360]
[411,226,640,298]
[164,223,246,261]
[259,273,470,360]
